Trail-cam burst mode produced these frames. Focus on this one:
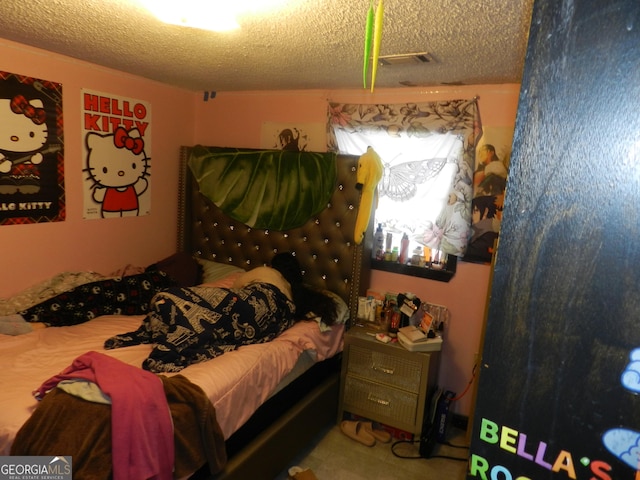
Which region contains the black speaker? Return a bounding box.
[419,389,455,458]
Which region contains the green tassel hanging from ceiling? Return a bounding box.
[371,0,384,92]
[362,1,374,89]
[363,0,384,92]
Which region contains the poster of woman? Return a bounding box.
[465,126,513,263]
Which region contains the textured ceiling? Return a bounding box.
[0,0,534,93]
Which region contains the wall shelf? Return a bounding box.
[370,256,457,282]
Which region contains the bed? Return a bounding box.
[0,145,371,479]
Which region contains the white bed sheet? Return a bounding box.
[0,315,344,456]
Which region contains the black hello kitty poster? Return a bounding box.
[0,71,65,225]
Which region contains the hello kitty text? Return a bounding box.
[83,93,149,135]
[0,201,52,211]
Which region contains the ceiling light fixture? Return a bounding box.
[139,0,288,32]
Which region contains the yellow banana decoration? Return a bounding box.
[354,147,384,245]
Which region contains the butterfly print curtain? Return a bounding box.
[327,99,482,258]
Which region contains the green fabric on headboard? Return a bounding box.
[188,146,338,231]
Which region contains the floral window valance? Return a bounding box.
[327,99,482,257]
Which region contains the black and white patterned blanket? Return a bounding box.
[105,282,296,373]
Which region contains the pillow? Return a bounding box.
[304,290,350,332]
[197,259,349,331]
[196,258,245,284]
[199,271,243,289]
[147,252,201,287]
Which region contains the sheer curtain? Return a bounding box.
[327,99,482,257]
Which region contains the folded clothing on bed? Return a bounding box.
[12,352,226,479]
[30,351,174,479]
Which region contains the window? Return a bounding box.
[328,99,482,279]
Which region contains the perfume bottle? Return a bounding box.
[399,233,409,264]
[385,232,393,253]
[373,224,384,260]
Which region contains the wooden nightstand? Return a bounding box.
[337,327,441,435]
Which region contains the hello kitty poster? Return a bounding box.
[81,89,151,219]
[0,71,65,225]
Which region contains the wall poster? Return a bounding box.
[464,126,513,264]
[0,71,64,225]
[81,89,151,219]
[260,122,326,152]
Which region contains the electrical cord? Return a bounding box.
[450,361,478,402]
[390,438,469,461]
[441,440,470,449]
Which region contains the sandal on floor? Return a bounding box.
[288,466,318,480]
[362,421,392,443]
[340,420,376,447]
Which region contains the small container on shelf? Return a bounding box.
[411,247,424,266]
[423,247,431,266]
[399,233,409,264]
[429,249,448,270]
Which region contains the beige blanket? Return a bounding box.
[11,374,226,479]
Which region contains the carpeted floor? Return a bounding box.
[275,423,469,480]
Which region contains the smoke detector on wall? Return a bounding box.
[377,52,434,66]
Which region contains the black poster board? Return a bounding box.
[0,71,64,224]
[469,1,640,479]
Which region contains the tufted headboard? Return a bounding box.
[177,146,371,325]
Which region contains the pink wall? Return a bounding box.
[0,35,520,419]
[0,39,197,297]
[193,85,521,417]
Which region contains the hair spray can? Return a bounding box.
[399,233,409,264]
[385,232,393,253]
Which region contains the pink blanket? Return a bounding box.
[0,315,343,457]
[34,351,173,480]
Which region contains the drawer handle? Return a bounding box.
[367,393,390,406]
[372,364,394,375]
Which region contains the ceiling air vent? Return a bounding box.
[378,52,433,66]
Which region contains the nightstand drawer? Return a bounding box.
[347,344,422,393]
[343,375,419,426]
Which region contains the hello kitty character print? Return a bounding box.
[84,127,150,218]
[0,95,49,194]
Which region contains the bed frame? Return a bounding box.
[177,146,371,479]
